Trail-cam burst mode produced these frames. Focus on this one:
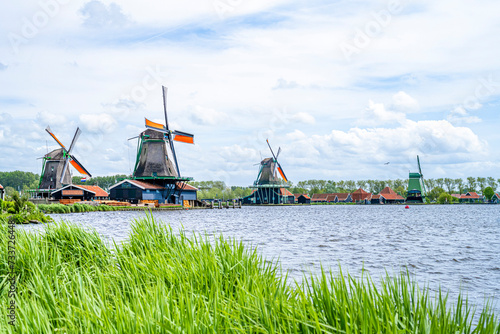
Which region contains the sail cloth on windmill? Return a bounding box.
[109,86,197,206]
[406,155,427,203]
[242,139,293,205]
[30,126,92,199]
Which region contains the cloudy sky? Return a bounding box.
[1,0,499,186]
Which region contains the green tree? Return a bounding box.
[437,192,453,204]
[435,178,445,189]
[443,178,455,194]
[486,177,497,191]
[427,187,445,202]
[483,186,495,201]
[454,178,465,194]
[466,177,476,192]
[476,177,487,193]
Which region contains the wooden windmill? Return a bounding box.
[244,139,292,204]
[255,139,288,185]
[38,126,92,191]
[127,86,195,204]
[406,155,427,203]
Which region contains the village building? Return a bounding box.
[243,187,294,204]
[370,194,381,204]
[378,187,405,204]
[352,188,372,203]
[109,179,198,205]
[294,193,311,204]
[51,184,108,201]
[492,193,500,203]
[459,192,483,203]
[311,193,329,203]
[311,193,352,203]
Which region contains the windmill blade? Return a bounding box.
[67,127,81,155]
[60,157,71,184]
[145,118,167,133]
[417,155,423,176]
[160,86,181,176]
[162,86,169,131]
[277,163,288,183]
[276,147,281,160]
[128,135,140,140]
[266,139,277,159]
[172,130,194,144]
[69,156,92,177]
[45,126,66,150]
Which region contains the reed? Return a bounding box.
[1,215,498,333]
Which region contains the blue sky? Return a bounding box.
[0,0,499,186]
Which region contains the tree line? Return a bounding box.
[288,177,499,196]
[1,171,498,201]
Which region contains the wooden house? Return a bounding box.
[378,187,405,204]
[459,192,483,203]
[109,179,197,205]
[294,193,311,204]
[51,184,108,201]
[492,193,500,203]
[311,193,329,203]
[351,188,372,203]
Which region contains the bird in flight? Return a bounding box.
[384,162,390,165]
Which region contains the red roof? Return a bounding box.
[451,194,461,199]
[294,193,310,199]
[352,188,371,201]
[79,185,108,197]
[128,180,165,190]
[176,182,198,191]
[311,193,329,201]
[379,187,404,201]
[460,192,481,199]
[279,188,293,196]
[330,193,350,201]
[326,194,337,202]
[371,194,381,199]
[380,193,405,201]
[380,187,396,195]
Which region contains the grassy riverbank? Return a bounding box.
[1,216,499,333]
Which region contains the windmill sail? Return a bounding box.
[133,87,194,179]
[39,126,91,189]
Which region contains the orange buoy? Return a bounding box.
[405,205,409,209]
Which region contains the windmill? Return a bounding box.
[254,139,288,185]
[406,155,427,203]
[244,139,291,205]
[131,86,194,179]
[123,86,195,204]
[38,126,92,190]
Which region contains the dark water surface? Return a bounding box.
[21,204,500,314]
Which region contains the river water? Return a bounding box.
[20,204,500,315]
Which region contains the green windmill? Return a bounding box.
[406,155,427,203]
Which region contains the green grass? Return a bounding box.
[0,215,498,333]
[38,203,117,214]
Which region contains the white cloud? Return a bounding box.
[358,100,406,126]
[188,105,227,126]
[79,1,131,28]
[447,106,482,125]
[391,91,419,111]
[292,112,315,125]
[36,111,68,127]
[79,113,117,134]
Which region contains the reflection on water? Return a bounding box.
[20,204,500,314]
